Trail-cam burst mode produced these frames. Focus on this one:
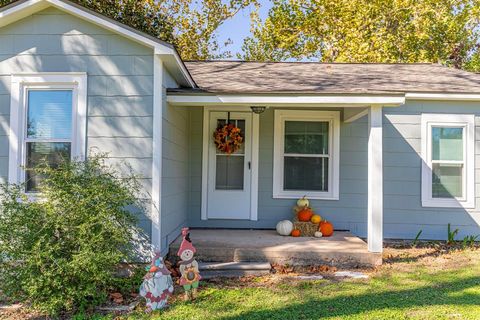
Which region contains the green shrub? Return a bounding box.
[0,155,146,315]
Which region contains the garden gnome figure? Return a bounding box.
[177,227,202,300]
[139,252,174,311]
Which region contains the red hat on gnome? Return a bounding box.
[177,227,196,257]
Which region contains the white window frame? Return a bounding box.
[421,113,475,208]
[273,110,340,200]
[8,73,87,188]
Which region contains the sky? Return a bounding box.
[215,1,272,59]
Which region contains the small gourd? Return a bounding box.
[291,229,301,237]
[297,196,309,208]
[276,220,294,236]
[314,231,323,238]
[310,214,322,224]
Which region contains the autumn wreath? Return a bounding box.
[213,123,243,154]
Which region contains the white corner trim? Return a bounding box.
[367,105,383,253]
[167,94,406,106]
[151,55,163,250]
[406,93,480,101]
[200,106,260,221]
[8,72,87,185]
[272,110,340,200]
[421,113,475,209]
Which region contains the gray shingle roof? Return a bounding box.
[169,61,480,94]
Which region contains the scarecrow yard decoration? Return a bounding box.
[139,252,174,311]
[177,227,202,300]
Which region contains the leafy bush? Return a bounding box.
[0,155,146,315]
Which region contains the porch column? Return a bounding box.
[367,105,383,253]
[151,54,163,251]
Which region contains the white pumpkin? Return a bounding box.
[297,196,309,208]
[314,231,323,238]
[276,220,294,236]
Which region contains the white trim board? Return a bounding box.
[367,106,383,253]
[344,108,368,123]
[168,93,480,106]
[406,93,480,101]
[8,72,87,185]
[167,95,406,106]
[421,113,475,208]
[273,110,340,200]
[0,0,195,87]
[150,55,163,251]
[201,106,259,221]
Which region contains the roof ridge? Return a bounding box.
[184,60,441,66]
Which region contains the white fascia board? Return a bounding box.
[167,94,406,106]
[406,93,480,101]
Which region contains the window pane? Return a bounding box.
[432,127,463,161]
[27,90,73,139]
[215,155,244,190]
[25,142,71,192]
[432,163,462,198]
[284,121,329,154]
[284,156,328,191]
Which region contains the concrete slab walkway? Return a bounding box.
[170,229,381,268]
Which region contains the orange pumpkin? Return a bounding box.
[291,229,301,237]
[297,208,314,222]
[319,220,334,237]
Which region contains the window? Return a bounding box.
[215,119,246,190]
[273,110,340,200]
[9,74,87,192]
[421,114,475,208]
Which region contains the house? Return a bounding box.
[2,0,480,258]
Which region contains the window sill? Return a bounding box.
[273,192,339,201]
[422,198,475,209]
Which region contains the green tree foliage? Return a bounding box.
[171,0,258,59]
[0,0,257,60]
[0,156,145,315]
[241,0,480,71]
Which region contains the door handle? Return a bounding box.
[248,161,251,170]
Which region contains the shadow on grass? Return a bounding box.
[221,276,480,319]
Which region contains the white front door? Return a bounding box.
[207,111,252,219]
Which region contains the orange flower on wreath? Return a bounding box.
[213,123,243,154]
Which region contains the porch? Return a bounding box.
[169,229,382,268]
[161,83,407,255]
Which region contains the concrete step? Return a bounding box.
[199,262,271,271]
[199,262,272,279]
[169,229,382,268]
[201,269,271,279]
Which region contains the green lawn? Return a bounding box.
[114,246,480,320]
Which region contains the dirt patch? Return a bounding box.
[383,241,480,273]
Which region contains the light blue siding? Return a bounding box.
[160,71,189,255]
[0,8,155,238]
[383,100,480,240]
